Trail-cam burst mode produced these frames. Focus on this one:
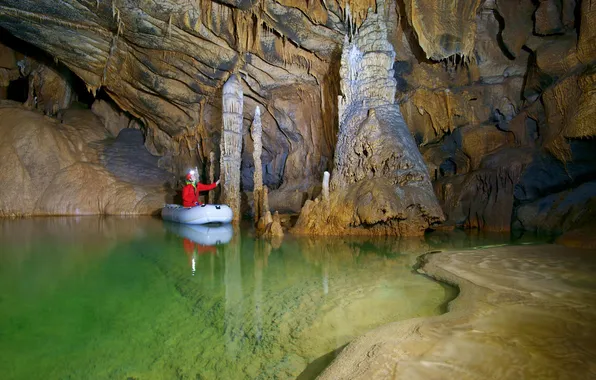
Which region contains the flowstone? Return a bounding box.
[293,5,443,236]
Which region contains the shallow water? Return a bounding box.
[0,217,545,380]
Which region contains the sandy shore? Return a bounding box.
[318,244,596,380]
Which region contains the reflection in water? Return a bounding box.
[254,240,269,342]
[224,230,243,359]
[165,222,233,276]
[0,217,548,380]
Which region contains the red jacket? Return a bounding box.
[182,182,217,207]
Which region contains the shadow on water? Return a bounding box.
[296,344,348,380]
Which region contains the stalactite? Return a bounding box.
[251,106,263,222]
[86,84,98,97]
[339,0,376,35]
[117,19,124,37]
[219,74,243,223]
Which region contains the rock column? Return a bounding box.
[251,106,264,222]
[220,74,243,223]
[293,4,444,236]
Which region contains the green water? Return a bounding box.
[0,217,542,380]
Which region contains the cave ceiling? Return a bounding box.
[0,0,488,152]
[0,0,350,150]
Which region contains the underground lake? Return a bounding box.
[0,216,550,380]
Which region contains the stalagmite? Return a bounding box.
[262,185,270,216]
[208,151,216,203]
[293,2,444,236]
[322,171,330,202]
[219,74,243,223]
[256,186,272,232]
[264,211,284,238]
[251,106,263,222]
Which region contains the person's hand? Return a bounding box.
[216,179,221,186]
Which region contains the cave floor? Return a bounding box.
[320,244,596,380]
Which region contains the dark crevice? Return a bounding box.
[491,9,516,60]
[6,76,28,102]
[574,0,582,38]
[395,0,431,64]
[0,26,96,109]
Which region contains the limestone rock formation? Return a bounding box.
[293,5,444,236]
[0,0,342,197]
[516,181,596,234]
[0,40,19,99]
[322,170,330,202]
[402,0,483,60]
[220,74,243,223]
[208,151,216,203]
[91,99,140,138]
[25,61,73,116]
[251,106,264,222]
[435,148,534,231]
[262,210,284,238]
[0,0,595,231]
[0,103,172,216]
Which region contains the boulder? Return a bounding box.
[516,181,596,233]
[435,148,534,231]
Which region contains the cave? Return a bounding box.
[1,1,595,379]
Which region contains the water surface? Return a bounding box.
[0,217,539,379]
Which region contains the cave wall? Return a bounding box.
[0,0,595,231]
[0,103,174,216]
[0,0,343,194]
[393,0,596,233]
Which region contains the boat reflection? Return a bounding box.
[163,222,234,275]
[163,222,234,246]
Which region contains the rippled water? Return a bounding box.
[0,217,542,379]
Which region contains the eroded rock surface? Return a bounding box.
[319,244,596,380]
[0,103,172,216]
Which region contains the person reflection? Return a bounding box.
[183,237,216,276]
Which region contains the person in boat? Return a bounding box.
[182,169,220,207]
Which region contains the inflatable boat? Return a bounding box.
[161,204,233,225]
[163,222,234,246]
